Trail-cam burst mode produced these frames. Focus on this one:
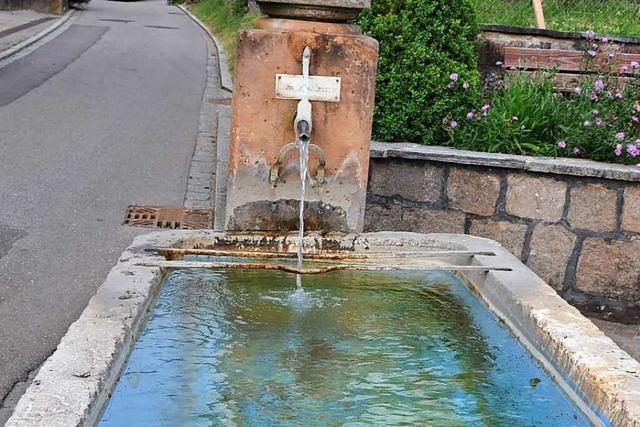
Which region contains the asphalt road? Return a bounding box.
[0,0,207,419]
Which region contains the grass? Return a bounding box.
[187,0,260,71]
[470,0,640,36]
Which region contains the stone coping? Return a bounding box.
[371,141,640,183]
[6,231,640,426]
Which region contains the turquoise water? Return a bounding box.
[100,268,591,426]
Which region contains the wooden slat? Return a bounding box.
[506,70,631,92]
[504,47,640,75]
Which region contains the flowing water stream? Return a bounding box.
[295,137,310,290]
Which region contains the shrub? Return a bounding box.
[357,0,481,144]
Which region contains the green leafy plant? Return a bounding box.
[224,0,248,16]
[357,0,481,144]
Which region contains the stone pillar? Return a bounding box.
[222,1,378,232]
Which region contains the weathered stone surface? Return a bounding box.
[447,167,501,216]
[568,184,618,232]
[226,21,378,232]
[363,204,402,232]
[257,0,370,21]
[527,224,576,291]
[469,218,527,257]
[505,174,567,221]
[369,159,444,203]
[576,238,640,300]
[370,142,640,183]
[400,208,466,234]
[623,186,640,234]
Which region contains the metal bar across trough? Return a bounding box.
[140,260,512,275]
[155,247,496,260]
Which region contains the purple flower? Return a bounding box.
[496,61,503,67]
[481,103,490,116]
[635,102,640,113]
[585,30,596,40]
[592,43,599,50]
[632,61,640,69]
[601,37,609,44]
[447,82,455,89]
[466,111,475,120]
[573,147,582,155]
[628,144,639,157]
[450,120,458,129]
[616,90,624,99]
[616,131,626,141]
[574,87,583,95]
[633,115,639,123]
[449,73,459,82]
[615,144,623,156]
[590,92,598,101]
[586,50,597,58]
[594,79,605,92]
[462,82,470,91]
[558,140,567,149]
[583,120,592,127]
[622,66,629,73]
[595,118,604,126]
[608,53,615,60]
[592,109,600,116]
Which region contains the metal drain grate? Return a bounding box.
[123,206,211,229]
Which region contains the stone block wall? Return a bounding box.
[365,143,640,315]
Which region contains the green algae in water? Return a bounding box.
[100,269,590,426]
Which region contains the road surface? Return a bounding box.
[0,0,208,420]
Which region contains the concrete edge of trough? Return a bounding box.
[6,230,640,426]
[371,141,640,183]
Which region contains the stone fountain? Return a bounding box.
[218,0,378,232]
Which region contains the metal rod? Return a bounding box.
[138,260,511,275]
[153,248,496,260]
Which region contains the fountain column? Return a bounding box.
[219,0,378,233]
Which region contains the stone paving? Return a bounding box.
[183,36,231,210]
